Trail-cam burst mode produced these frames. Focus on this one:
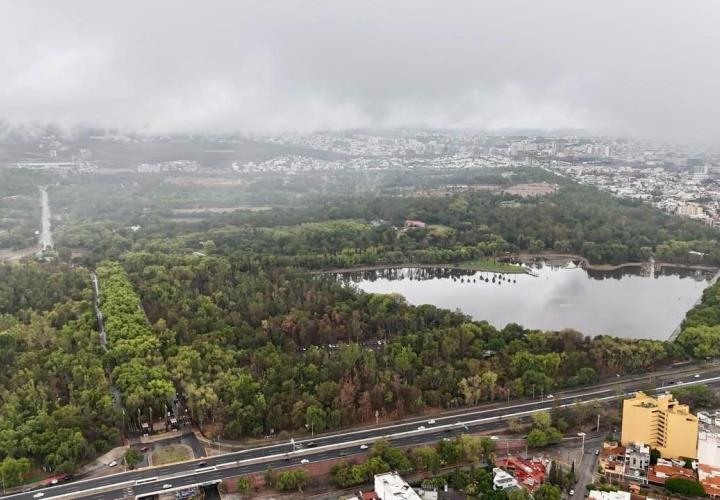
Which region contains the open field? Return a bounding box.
[150,444,192,466]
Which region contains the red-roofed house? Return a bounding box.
[404,219,426,229]
[495,456,547,492]
[599,442,627,477]
[647,463,696,485]
[699,464,720,498]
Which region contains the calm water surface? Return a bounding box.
[341,264,714,340]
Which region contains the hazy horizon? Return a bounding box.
[2,1,719,143]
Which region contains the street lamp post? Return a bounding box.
[578,432,586,455]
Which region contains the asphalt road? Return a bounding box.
[6,367,719,500]
[571,437,602,500]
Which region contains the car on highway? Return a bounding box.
[32,494,44,499]
[108,460,118,467]
[360,444,369,450]
[546,394,554,399]
[284,454,291,461]
[427,419,436,425]
[417,425,426,431]
[162,483,172,489]
[307,441,317,447]
[300,458,310,464]
[695,374,701,378]
[196,461,207,467]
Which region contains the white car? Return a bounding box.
[360,444,369,450]
[417,425,426,431]
[108,460,117,467]
[490,435,499,440]
[33,494,44,499]
[695,374,701,378]
[546,394,554,399]
[300,458,310,464]
[162,483,172,489]
[570,489,575,495]
[427,419,436,425]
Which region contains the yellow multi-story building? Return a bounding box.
[621,391,699,459]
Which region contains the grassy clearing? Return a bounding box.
[426,224,455,238]
[454,259,526,273]
[150,444,191,465]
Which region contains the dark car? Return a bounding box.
[196,461,207,468]
[307,442,317,448]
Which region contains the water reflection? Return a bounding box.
[341,264,715,340]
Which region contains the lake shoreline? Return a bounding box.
[312,262,530,275]
[312,255,718,276]
[505,252,719,273]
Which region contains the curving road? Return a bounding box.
[5,368,720,500]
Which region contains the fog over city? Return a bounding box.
[1,1,719,142]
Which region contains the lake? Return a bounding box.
[341,263,715,340]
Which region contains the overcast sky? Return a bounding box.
[1,1,719,142]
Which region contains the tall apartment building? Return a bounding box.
[621,392,699,459]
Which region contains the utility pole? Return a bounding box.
[375,410,379,426]
[596,414,601,433]
[578,432,586,457]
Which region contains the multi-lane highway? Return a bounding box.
[5,367,720,500]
